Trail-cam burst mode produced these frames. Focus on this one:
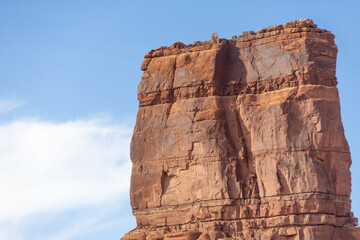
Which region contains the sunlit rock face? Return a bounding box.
[122,19,360,240]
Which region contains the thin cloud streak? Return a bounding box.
[47,208,127,240]
[0,98,25,114]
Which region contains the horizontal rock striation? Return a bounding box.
[122,19,360,240]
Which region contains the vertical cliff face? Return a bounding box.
[122,19,360,240]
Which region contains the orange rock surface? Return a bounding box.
[122,19,360,240]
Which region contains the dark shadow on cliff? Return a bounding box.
[214,44,247,96]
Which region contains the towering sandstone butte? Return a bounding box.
[122,19,360,240]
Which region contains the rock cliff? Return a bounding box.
[122,19,360,240]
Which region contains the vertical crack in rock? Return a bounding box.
[123,19,360,240]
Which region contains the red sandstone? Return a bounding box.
[122,19,360,240]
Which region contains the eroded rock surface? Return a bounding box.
[122,19,360,240]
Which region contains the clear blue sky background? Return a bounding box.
[0,1,359,239]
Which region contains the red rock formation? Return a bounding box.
[122,19,360,240]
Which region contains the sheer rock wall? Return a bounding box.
[122,19,360,240]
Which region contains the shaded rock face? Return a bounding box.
[122,19,360,240]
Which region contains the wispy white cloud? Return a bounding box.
[0,117,134,239]
[0,98,25,114]
[47,208,127,240]
[0,222,22,240]
[47,212,105,240]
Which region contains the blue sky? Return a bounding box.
[0,1,359,239]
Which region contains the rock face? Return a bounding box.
[122,19,360,240]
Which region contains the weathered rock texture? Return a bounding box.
[122,19,360,240]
